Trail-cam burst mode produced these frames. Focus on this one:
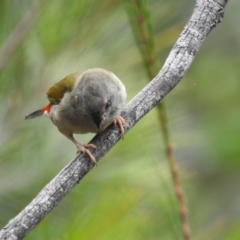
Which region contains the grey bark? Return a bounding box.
[0,0,228,239]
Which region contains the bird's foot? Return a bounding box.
[114,116,126,139]
[76,143,97,165]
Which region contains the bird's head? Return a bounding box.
[73,69,125,132]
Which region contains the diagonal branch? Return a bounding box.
[0,0,228,239]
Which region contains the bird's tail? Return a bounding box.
[25,104,51,120]
[25,109,44,119]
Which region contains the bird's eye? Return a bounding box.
[105,100,111,110]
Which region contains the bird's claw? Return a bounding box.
[76,143,97,165]
[114,116,126,139]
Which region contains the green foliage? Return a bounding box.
[0,0,240,239]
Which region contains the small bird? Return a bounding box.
[25,68,127,164]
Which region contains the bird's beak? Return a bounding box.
[91,112,103,130]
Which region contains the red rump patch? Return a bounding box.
[41,104,51,113]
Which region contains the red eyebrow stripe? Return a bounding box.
[41,104,51,113]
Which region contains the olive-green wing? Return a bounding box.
[46,71,82,104]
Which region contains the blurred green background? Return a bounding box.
[0,0,240,239]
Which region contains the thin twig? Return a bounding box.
[124,1,191,239]
[157,103,191,240]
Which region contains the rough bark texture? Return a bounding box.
[0,0,228,239]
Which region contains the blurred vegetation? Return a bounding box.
[124,1,190,239]
[0,0,240,240]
